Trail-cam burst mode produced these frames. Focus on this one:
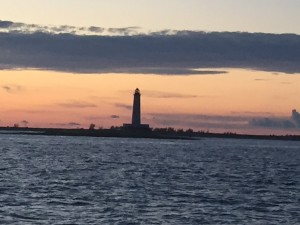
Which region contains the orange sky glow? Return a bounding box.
[1,69,300,135]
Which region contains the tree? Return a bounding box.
[89,123,96,130]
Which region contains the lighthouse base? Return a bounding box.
[122,123,150,130]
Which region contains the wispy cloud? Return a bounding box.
[57,101,97,109]
[249,109,300,129]
[20,120,29,126]
[254,78,273,81]
[88,26,105,33]
[1,20,300,74]
[292,109,300,127]
[0,20,139,36]
[98,67,226,75]
[85,116,106,120]
[114,103,132,110]
[249,118,295,129]
[50,122,81,127]
[0,20,14,28]
[2,85,23,93]
[149,110,300,131]
[107,26,140,35]
[149,113,251,130]
[142,90,199,98]
[230,111,275,117]
[0,20,105,35]
[85,115,121,121]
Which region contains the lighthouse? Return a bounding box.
[132,88,141,126]
[123,88,150,130]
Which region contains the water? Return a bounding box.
[0,134,299,224]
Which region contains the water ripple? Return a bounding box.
[0,135,299,224]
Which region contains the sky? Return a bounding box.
[1,0,300,135]
[1,0,300,34]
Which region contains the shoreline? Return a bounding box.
[1,127,300,141]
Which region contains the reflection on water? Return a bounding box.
[0,134,299,224]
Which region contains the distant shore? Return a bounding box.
[1,126,300,141]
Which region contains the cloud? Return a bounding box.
[88,26,105,33]
[230,111,275,117]
[111,115,120,119]
[68,122,81,126]
[85,115,121,121]
[149,29,178,36]
[254,78,272,81]
[0,20,14,28]
[85,116,107,121]
[1,20,300,74]
[20,120,29,125]
[99,67,226,75]
[107,26,140,35]
[149,113,250,129]
[57,101,97,108]
[249,118,296,129]
[291,109,300,127]
[2,85,23,93]
[249,109,300,129]
[149,111,300,131]
[142,90,198,98]
[0,20,105,35]
[114,103,132,110]
[50,122,81,127]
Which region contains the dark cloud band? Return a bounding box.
[0,20,300,74]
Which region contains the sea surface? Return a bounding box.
[0,134,299,224]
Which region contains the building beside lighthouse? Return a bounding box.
[123,88,150,130]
